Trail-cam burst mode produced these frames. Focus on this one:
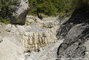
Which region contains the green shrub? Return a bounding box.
[28,0,89,17]
[0,0,18,24]
[0,17,10,24]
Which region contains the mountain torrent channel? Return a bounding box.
[0,15,89,60]
[0,0,89,60]
[0,16,61,60]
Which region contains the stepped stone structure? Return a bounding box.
[0,16,59,60]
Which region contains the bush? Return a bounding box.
[28,0,89,17]
[0,17,10,24]
[28,0,58,16]
[0,0,18,23]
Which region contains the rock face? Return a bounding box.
[0,37,24,60]
[57,24,89,59]
[24,40,63,60]
[57,6,89,60]
[11,0,29,25]
[57,5,89,39]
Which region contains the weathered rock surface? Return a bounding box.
[57,6,89,60]
[11,0,29,25]
[0,37,24,60]
[0,16,59,60]
[23,40,64,60]
[57,24,89,59]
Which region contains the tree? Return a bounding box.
[28,0,58,16]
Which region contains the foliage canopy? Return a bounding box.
[0,0,89,23]
[0,0,18,24]
[28,0,89,16]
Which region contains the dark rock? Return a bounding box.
[56,23,74,39]
[10,0,29,25]
[57,5,89,39]
[57,5,89,60]
[37,14,43,20]
[57,24,89,59]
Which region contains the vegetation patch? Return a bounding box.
[0,17,10,24]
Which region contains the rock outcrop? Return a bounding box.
[57,6,89,60]
[11,0,29,25]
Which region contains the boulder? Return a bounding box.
[11,0,29,25]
